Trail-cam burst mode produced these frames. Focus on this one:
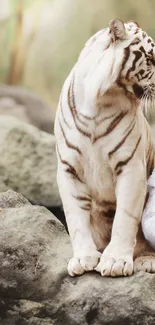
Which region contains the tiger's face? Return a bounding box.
[110,19,155,103]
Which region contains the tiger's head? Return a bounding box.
[109,19,155,104]
[81,18,155,113]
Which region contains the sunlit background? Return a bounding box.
[1,0,155,119]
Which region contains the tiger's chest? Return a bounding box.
[69,117,119,201]
[67,109,140,201]
[81,141,115,201]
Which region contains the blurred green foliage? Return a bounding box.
[0,0,155,109]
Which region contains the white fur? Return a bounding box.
[55,20,155,277]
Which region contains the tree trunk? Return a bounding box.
[8,0,23,85]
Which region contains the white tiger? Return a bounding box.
[54,18,155,277]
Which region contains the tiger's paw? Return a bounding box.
[68,253,101,277]
[95,256,133,277]
[95,243,133,277]
[134,256,155,273]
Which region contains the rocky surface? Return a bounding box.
[0,189,71,325]
[0,115,60,207]
[0,189,155,325]
[0,86,55,133]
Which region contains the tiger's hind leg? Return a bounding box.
[134,256,155,273]
[134,225,155,273]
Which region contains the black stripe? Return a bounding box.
[73,195,91,211]
[126,50,142,79]
[130,38,141,46]
[141,71,151,80]
[60,95,71,129]
[115,135,141,175]
[109,118,136,157]
[135,69,145,82]
[73,195,91,202]
[79,111,95,121]
[59,119,82,155]
[139,46,146,54]
[68,77,91,138]
[71,77,88,126]
[121,46,130,72]
[57,146,83,183]
[148,71,154,80]
[80,204,91,211]
[94,111,127,143]
[115,135,141,174]
[96,111,118,126]
[116,46,130,92]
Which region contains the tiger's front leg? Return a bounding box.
[57,165,101,277]
[96,160,147,277]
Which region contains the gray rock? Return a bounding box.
[0,116,60,206]
[0,189,71,325]
[0,189,155,325]
[0,85,55,133]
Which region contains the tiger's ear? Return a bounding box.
[109,18,126,42]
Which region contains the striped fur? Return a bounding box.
[54,19,155,277]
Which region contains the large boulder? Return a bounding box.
[0,189,155,325]
[0,115,60,207]
[0,189,71,324]
[0,86,55,133]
